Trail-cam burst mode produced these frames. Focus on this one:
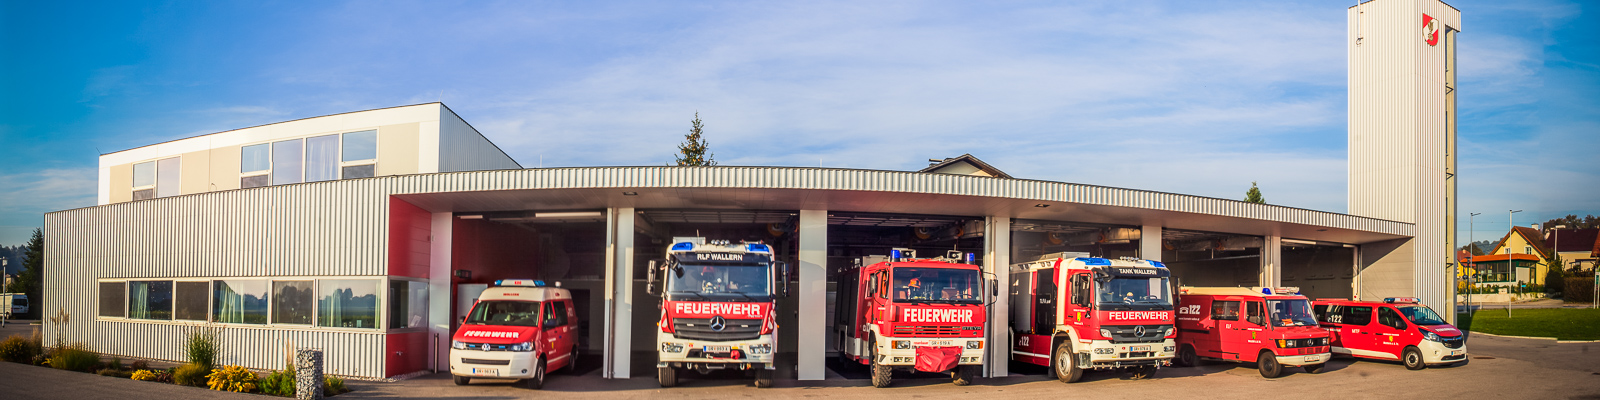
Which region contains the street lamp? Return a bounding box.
[1553,224,1567,271]
[1510,210,1522,295]
[1468,212,1481,311]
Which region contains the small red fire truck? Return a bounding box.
[1312,297,1467,369]
[647,239,788,388]
[450,279,579,389]
[1173,286,1330,378]
[1009,255,1176,383]
[834,250,989,388]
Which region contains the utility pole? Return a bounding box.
[1468,212,1480,312]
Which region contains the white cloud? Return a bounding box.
[0,168,97,245]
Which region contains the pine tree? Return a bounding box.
[1244,181,1265,204]
[674,112,716,166]
[7,228,43,318]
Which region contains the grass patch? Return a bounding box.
[1456,308,1600,340]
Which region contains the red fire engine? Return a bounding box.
[1173,287,1330,378]
[647,239,788,388]
[834,250,989,388]
[1009,255,1176,382]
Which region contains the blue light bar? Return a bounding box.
[747,243,771,252]
[1262,287,1273,295]
[671,242,695,251]
[891,249,903,260]
[965,252,975,264]
[1080,257,1111,266]
[1147,260,1167,269]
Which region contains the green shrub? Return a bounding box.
[184,327,221,369]
[130,360,150,371]
[173,363,210,387]
[258,366,296,397]
[324,375,350,396]
[47,343,99,372]
[30,354,45,366]
[109,357,123,371]
[1567,277,1595,303]
[206,365,257,393]
[96,368,131,378]
[0,334,40,362]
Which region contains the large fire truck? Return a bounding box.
[834,249,989,388]
[1009,254,1177,383]
[646,239,788,388]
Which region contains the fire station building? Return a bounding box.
[43,0,1459,381]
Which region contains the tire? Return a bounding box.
[658,366,677,387]
[1129,365,1156,380]
[754,368,774,388]
[952,364,977,386]
[567,347,579,373]
[1054,340,1084,383]
[1175,345,1198,367]
[870,340,893,388]
[1257,351,1282,378]
[525,357,546,390]
[1303,362,1325,374]
[452,375,470,386]
[1403,346,1426,370]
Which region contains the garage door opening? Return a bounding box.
[1280,239,1356,300]
[1161,229,1264,289]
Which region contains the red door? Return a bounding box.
[1220,300,1265,361]
[1338,305,1377,357]
[1063,272,1092,332]
[1370,306,1411,359]
[542,300,576,370]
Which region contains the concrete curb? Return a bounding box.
[1469,330,1600,343]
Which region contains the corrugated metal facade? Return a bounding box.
[46,165,1412,379]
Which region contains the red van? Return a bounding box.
[450,279,579,389]
[1173,287,1330,378]
[1311,298,1467,370]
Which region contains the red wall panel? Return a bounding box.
[387,197,432,278]
[385,331,432,377]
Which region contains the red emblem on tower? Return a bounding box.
[1422,14,1439,46]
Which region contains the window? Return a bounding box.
[1524,246,1532,255]
[389,280,428,329]
[1212,300,1240,321]
[214,280,268,324]
[1342,306,1373,326]
[340,130,377,180]
[1070,274,1091,307]
[318,279,379,329]
[271,139,304,185]
[241,144,270,188]
[543,301,569,328]
[132,161,155,200]
[128,281,173,320]
[156,157,181,198]
[273,281,313,325]
[1377,307,1408,330]
[174,281,209,321]
[1244,301,1264,325]
[305,134,339,182]
[99,282,126,318]
[1313,304,1332,323]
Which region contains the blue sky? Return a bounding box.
[1,0,1596,246]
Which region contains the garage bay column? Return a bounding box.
[797,210,828,380]
[1261,235,1282,288]
[428,212,454,373]
[603,207,636,379]
[1140,225,1162,261]
[983,216,1010,378]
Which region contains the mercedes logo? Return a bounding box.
[709,316,727,332]
[1134,326,1146,337]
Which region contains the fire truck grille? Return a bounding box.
[891,325,967,337]
[673,317,763,341]
[1102,325,1171,343]
[1440,335,1465,349]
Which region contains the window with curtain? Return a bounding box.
[128,281,173,320]
[273,281,313,325]
[318,279,379,329]
[388,280,428,329]
[214,280,269,324]
[305,134,339,182]
[271,139,304,185]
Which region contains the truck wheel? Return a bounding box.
[452,375,470,386]
[952,364,977,386]
[1403,346,1426,370]
[1257,351,1282,378]
[525,357,546,390]
[567,346,579,373]
[658,366,677,387]
[1130,365,1156,380]
[1054,341,1083,383]
[1304,362,1326,374]
[754,368,774,388]
[871,357,893,388]
[1175,345,1198,367]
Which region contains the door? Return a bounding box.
[1372,306,1410,358]
[1339,306,1376,357]
[1203,299,1240,357]
[1034,268,1057,334]
[1064,273,1092,329]
[543,300,574,369]
[1220,300,1265,361]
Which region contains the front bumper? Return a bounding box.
[1083,339,1177,367]
[449,348,538,379]
[1273,352,1331,366]
[657,332,777,367]
[1418,338,1468,364]
[871,337,986,367]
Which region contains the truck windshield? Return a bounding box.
[1096,277,1173,310]
[465,300,541,327]
[1399,305,1447,326]
[1267,299,1318,327]
[893,267,981,304]
[667,263,771,300]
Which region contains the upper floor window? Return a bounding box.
[241,129,378,189]
[132,157,180,200]
[341,130,377,179]
[272,139,305,185]
[241,144,270,188]
[1525,246,1532,255]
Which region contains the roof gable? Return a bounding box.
[1492,226,1550,259]
[918,154,1013,179]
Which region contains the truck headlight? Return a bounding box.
[452,341,468,350]
[966,340,982,349]
[509,341,534,352]
[1419,328,1442,342]
[893,340,911,349]
[748,344,772,354]
[661,342,685,353]
[1100,328,1112,338]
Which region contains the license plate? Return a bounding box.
[1129,346,1151,352]
[704,346,731,353]
[1449,350,1463,356]
[471,368,499,376]
[1303,355,1324,363]
[926,340,954,347]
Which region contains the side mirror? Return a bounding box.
[867,277,878,298]
[646,259,662,296]
[774,261,790,298]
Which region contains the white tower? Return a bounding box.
[1347,0,1461,320]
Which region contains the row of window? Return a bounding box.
[129,129,379,200]
[97,277,427,331]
